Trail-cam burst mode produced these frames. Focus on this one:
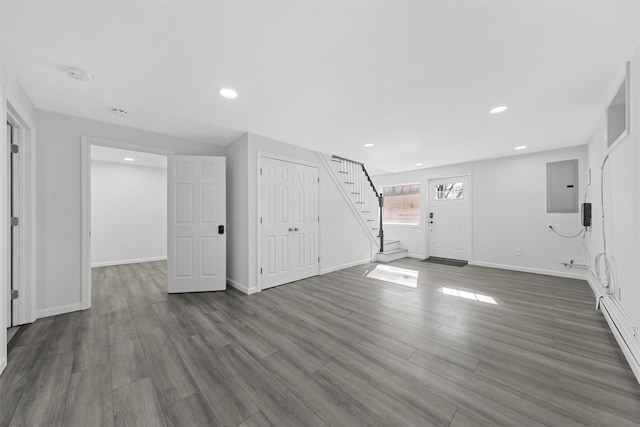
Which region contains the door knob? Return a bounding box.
[289,228,294,231]
[294,227,299,231]
[429,221,434,224]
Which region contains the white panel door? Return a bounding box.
[168,155,226,293]
[261,157,318,289]
[292,164,319,281]
[429,176,470,261]
[261,157,296,289]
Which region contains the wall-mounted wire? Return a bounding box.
[548,225,586,239]
[596,154,615,295]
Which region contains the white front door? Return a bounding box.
[260,157,319,290]
[167,155,226,293]
[428,176,470,261]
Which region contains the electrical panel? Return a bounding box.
[547,159,579,213]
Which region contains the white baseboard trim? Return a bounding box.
[320,258,371,275]
[407,253,423,259]
[599,297,640,384]
[468,261,586,280]
[227,278,258,295]
[37,302,84,319]
[92,256,167,268]
[0,356,6,375]
[584,273,640,384]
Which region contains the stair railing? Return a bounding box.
[331,155,384,252]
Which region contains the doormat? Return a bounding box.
[422,257,468,267]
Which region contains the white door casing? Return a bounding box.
[428,175,470,261]
[168,155,226,293]
[260,157,319,289]
[7,121,19,326]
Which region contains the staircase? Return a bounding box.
[377,239,409,262]
[329,155,408,262]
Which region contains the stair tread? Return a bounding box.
[379,248,408,255]
[378,249,409,255]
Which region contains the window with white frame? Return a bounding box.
[382,183,420,225]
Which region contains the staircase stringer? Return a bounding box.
[317,153,381,251]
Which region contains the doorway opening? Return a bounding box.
[81,138,173,309]
[88,145,169,310]
[81,137,228,307]
[90,145,168,266]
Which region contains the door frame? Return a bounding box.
[80,136,173,309]
[4,102,37,326]
[257,152,321,292]
[424,172,473,261]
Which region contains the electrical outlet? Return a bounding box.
[515,249,522,256]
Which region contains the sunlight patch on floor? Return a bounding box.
[441,287,498,305]
[366,265,419,288]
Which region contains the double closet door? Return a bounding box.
[260,157,319,289]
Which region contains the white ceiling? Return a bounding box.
[2,1,638,174]
[91,145,167,168]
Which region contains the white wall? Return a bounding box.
[91,159,167,267]
[36,110,224,317]
[224,133,250,290]
[225,132,373,293]
[374,145,588,278]
[586,44,640,378]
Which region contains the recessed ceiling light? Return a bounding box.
[415,163,423,166]
[66,67,94,82]
[514,145,527,150]
[112,108,128,116]
[363,143,374,148]
[123,157,134,162]
[219,88,238,99]
[490,105,508,114]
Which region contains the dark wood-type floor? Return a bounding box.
[2,259,640,426]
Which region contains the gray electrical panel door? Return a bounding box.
[547,159,578,213]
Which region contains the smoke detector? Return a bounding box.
[111,108,128,116]
[66,67,94,82]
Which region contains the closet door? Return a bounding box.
[260,157,296,289]
[291,164,319,282]
[260,157,319,290]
